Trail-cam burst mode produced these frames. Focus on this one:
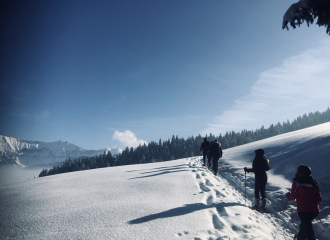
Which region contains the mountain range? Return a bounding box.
[0,135,121,168]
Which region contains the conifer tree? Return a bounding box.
[282,0,330,34]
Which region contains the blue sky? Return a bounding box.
[1,0,329,150]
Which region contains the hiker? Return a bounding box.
[285,165,322,240]
[209,139,222,175]
[207,141,214,167]
[200,138,210,166]
[244,149,269,211]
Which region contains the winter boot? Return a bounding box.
[261,198,267,211]
[252,198,260,209]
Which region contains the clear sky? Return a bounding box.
[1,0,329,150]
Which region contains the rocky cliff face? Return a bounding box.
[0,135,121,168]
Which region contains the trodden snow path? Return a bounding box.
[187,157,294,240]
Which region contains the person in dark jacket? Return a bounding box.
[285,165,322,240]
[244,149,269,210]
[200,138,210,166]
[207,141,214,167]
[209,140,222,176]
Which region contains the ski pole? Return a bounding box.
[317,216,330,239]
[245,171,246,206]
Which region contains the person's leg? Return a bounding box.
[260,178,267,199]
[304,212,318,240]
[213,157,219,175]
[202,153,206,165]
[297,212,306,240]
[254,179,260,199]
[252,179,260,209]
[298,212,318,240]
[260,178,268,210]
[207,153,212,166]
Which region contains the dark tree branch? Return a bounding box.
[282,0,330,34]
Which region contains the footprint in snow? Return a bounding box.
[206,195,214,205]
[199,182,211,192]
[195,174,200,179]
[212,214,224,230]
[205,179,214,187]
[176,231,189,237]
[217,206,229,217]
[231,225,242,231]
[215,189,226,198]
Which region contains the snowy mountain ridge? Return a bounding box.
[0,135,121,167]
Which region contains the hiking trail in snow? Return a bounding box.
[186,157,295,240]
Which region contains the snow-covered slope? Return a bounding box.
[0,123,329,239]
[0,135,121,167]
[221,121,330,187]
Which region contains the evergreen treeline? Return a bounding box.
[39,107,330,177]
[39,151,115,177]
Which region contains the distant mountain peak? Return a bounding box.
[0,135,120,168]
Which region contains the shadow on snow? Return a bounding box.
[126,164,187,173]
[127,202,244,224]
[128,169,190,180]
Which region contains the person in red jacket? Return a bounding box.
[286,164,322,240]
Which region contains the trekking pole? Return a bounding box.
[317,216,330,239]
[245,171,246,206]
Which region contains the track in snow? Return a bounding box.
[186,157,295,240]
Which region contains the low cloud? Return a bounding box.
[203,39,330,135]
[112,130,148,148]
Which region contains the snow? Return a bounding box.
[0,123,330,239]
[0,135,121,167]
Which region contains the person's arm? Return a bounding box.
[316,186,322,205]
[265,162,270,171]
[244,167,254,173]
[287,181,298,201]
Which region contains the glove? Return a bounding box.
[244,167,248,173]
[285,192,290,198]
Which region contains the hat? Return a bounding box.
[297,164,311,177]
[255,149,264,156]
